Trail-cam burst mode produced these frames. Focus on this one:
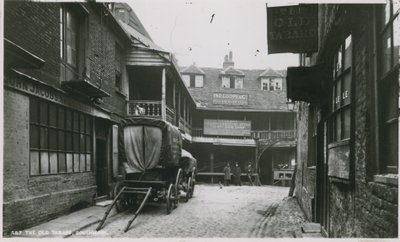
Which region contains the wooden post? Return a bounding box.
[161,67,166,120]
[210,150,214,184]
[172,81,176,124]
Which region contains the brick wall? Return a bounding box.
[295,5,398,238]
[3,90,97,234]
[3,2,131,234]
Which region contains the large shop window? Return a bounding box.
[30,98,93,176]
[377,1,399,173]
[330,35,352,143]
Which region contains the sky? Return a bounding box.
[128,0,301,70]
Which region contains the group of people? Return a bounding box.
[223,161,253,186]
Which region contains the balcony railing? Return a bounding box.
[127,100,162,117]
[179,117,191,135]
[166,105,176,124]
[192,128,296,140]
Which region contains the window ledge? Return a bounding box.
[307,165,316,170]
[373,174,398,186]
[115,89,126,98]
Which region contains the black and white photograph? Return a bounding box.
[1,0,398,239]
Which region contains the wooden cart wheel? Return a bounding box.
[166,184,174,214]
[189,167,196,198]
[114,182,129,212]
[174,168,183,207]
[185,177,192,202]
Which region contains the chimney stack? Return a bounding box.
[223,51,235,69]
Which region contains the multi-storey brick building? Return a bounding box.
[180,52,297,185]
[284,3,398,238]
[2,1,194,234]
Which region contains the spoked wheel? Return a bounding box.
[189,167,196,198]
[166,184,174,214]
[114,182,130,212]
[174,168,183,208]
[185,177,192,202]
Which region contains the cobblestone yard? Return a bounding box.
[72,184,307,238]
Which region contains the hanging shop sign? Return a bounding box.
[328,145,350,180]
[204,119,251,136]
[267,4,318,54]
[212,93,249,106]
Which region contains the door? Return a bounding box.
[95,119,109,197]
[316,121,329,234]
[96,138,108,196]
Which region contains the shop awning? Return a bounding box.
[62,79,110,98]
[286,64,330,104]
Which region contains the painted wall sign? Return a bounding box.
[4,73,110,120]
[212,93,249,106]
[267,4,318,54]
[328,145,350,180]
[204,119,251,136]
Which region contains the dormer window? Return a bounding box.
[222,76,243,89]
[182,74,204,88]
[261,77,282,91]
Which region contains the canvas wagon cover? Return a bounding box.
[119,118,182,173]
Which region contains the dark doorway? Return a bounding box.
[96,138,108,196]
[95,119,109,197]
[259,150,273,185]
[315,121,329,234]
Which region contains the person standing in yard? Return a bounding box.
[233,162,242,186]
[223,162,231,186]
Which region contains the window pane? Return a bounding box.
[80,154,86,172]
[66,110,72,131]
[235,78,243,89]
[66,132,72,151]
[30,99,38,123]
[195,75,204,87]
[381,28,392,74]
[66,153,73,172]
[50,152,58,174]
[182,75,190,87]
[74,154,79,172]
[86,135,92,153]
[73,112,79,132]
[80,114,85,133]
[86,154,91,171]
[384,122,398,169]
[342,74,351,106]
[344,35,352,69]
[58,130,65,150]
[59,153,66,173]
[40,152,49,174]
[49,129,57,150]
[335,80,341,109]
[336,46,343,75]
[40,127,48,149]
[30,125,39,149]
[73,133,79,152]
[336,113,341,141]
[40,102,48,125]
[86,116,92,134]
[393,15,400,67]
[58,107,65,129]
[222,76,230,88]
[80,134,85,152]
[49,104,57,127]
[342,107,351,139]
[30,151,40,175]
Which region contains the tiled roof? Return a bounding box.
[181,64,205,75]
[119,21,165,53]
[180,67,289,111]
[259,67,284,78]
[220,66,245,76]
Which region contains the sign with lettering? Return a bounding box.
[328,145,350,180]
[212,93,249,106]
[4,73,110,120]
[267,4,318,54]
[204,119,251,136]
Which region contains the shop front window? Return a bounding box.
[30,98,93,176]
